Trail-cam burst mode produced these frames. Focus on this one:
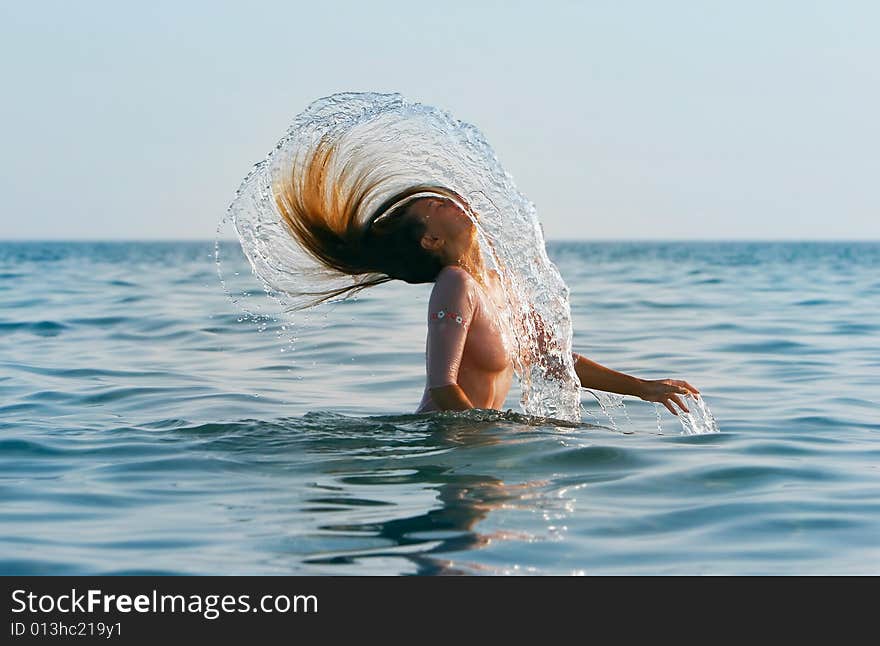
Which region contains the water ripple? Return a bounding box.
[1,241,878,574]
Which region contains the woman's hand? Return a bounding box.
[638,379,700,416]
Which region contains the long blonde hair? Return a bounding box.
[272,136,465,305]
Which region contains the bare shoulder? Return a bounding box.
[429,266,479,309]
[433,265,475,291]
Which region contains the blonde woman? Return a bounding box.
[272,139,700,417]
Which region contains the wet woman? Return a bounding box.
[274,140,700,417]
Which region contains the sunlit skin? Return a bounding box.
[408,196,700,416]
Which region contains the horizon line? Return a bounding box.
[1,237,878,244]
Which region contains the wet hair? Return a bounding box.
[273,136,462,304]
[362,187,448,283]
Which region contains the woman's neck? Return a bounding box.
[450,243,488,288]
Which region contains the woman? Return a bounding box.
[273,139,700,417]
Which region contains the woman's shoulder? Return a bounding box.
[431,266,479,302]
[435,265,477,289]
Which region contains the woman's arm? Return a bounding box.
[572,353,645,397]
[429,383,475,410]
[424,267,478,412]
[572,352,700,416]
[512,306,701,416]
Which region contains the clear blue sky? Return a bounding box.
[1,1,877,240]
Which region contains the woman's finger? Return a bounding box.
[670,393,690,413]
[662,400,678,416]
[683,380,700,394]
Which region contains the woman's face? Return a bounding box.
[409,197,476,261]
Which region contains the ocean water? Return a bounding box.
[1,240,878,575]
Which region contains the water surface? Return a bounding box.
[1,241,878,574]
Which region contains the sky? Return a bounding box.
[0,1,877,240]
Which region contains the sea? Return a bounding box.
[1,240,877,574]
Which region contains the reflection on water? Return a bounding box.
[166,410,608,575]
[302,419,551,575]
[309,470,527,575]
[216,411,596,576]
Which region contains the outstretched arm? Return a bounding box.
[572,352,700,416]
[515,306,701,416]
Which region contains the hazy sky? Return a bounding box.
[1,1,877,240]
